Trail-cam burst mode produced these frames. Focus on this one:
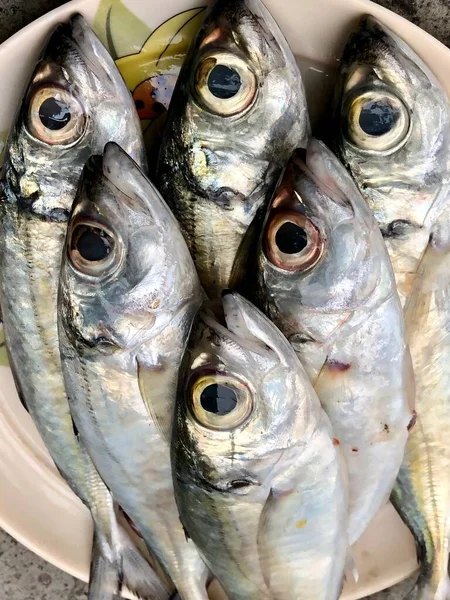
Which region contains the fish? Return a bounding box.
[0,15,165,600]
[58,142,208,600]
[256,138,414,545]
[156,0,309,298]
[331,15,450,307]
[171,291,348,600]
[332,16,450,597]
[390,206,450,600]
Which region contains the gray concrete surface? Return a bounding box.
[0,0,445,598]
[0,530,87,599]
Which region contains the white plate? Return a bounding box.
[2,0,447,596]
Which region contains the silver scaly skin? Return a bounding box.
[332,16,450,598]
[58,143,208,600]
[392,206,450,600]
[256,139,414,545]
[172,291,348,600]
[0,16,165,600]
[156,0,309,298]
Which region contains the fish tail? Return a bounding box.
[88,525,169,600]
[88,526,121,600]
[117,526,170,600]
[409,569,450,600]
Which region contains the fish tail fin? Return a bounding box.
[88,525,169,600]
[437,575,450,600]
[117,526,169,600]
[409,573,450,600]
[88,527,121,600]
[402,552,450,600]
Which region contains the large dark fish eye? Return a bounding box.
[68,221,118,277]
[190,373,252,430]
[27,85,86,146]
[200,383,238,415]
[73,225,113,262]
[275,222,308,255]
[39,97,71,131]
[358,99,400,136]
[344,89,410,152]
[207,65,242,99]
[195,52,256,117]
[265,211,323,273]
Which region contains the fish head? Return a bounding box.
[2,14,145,220]
[172,0,309,193]
[332,15,450,230]
[258,139,385,345]
[157,0,309,295]
[59,142,202,353]
[173,291,318,495]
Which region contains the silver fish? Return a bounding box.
[332,16,450,597]
[332,15,450,307]
[0,16,164,600]
[390,207,450,600]
[156,0,309,298]
[172,291,348,600]
[58,143,208,600]
[256,139,414,545]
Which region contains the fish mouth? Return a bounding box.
[67,14,122,84]
[200,293,274,359]
[342,14,407,72]
[80,143,144,210]
[82,142,125,188]
[98,142,163,217]
[293,139,353,209]
[356,14,411,50]
[42,15,108,77]
[347,15,391,52]
[42,15,131,113]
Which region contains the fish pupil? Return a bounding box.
[75,227,111,262]
[359,99,400,136]
[208,65,241,99]
[276,222,308,254]
[39,97,71,131]
[200,384,237,415]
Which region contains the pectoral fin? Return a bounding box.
[136,358,173,444]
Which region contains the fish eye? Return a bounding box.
[344,90,410,152]
[27,85,86,145]
[264,211,324,272]
[195,52,257,117]
[68,221,118,277]
[208,65,241,99]
[190,373,253,430]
